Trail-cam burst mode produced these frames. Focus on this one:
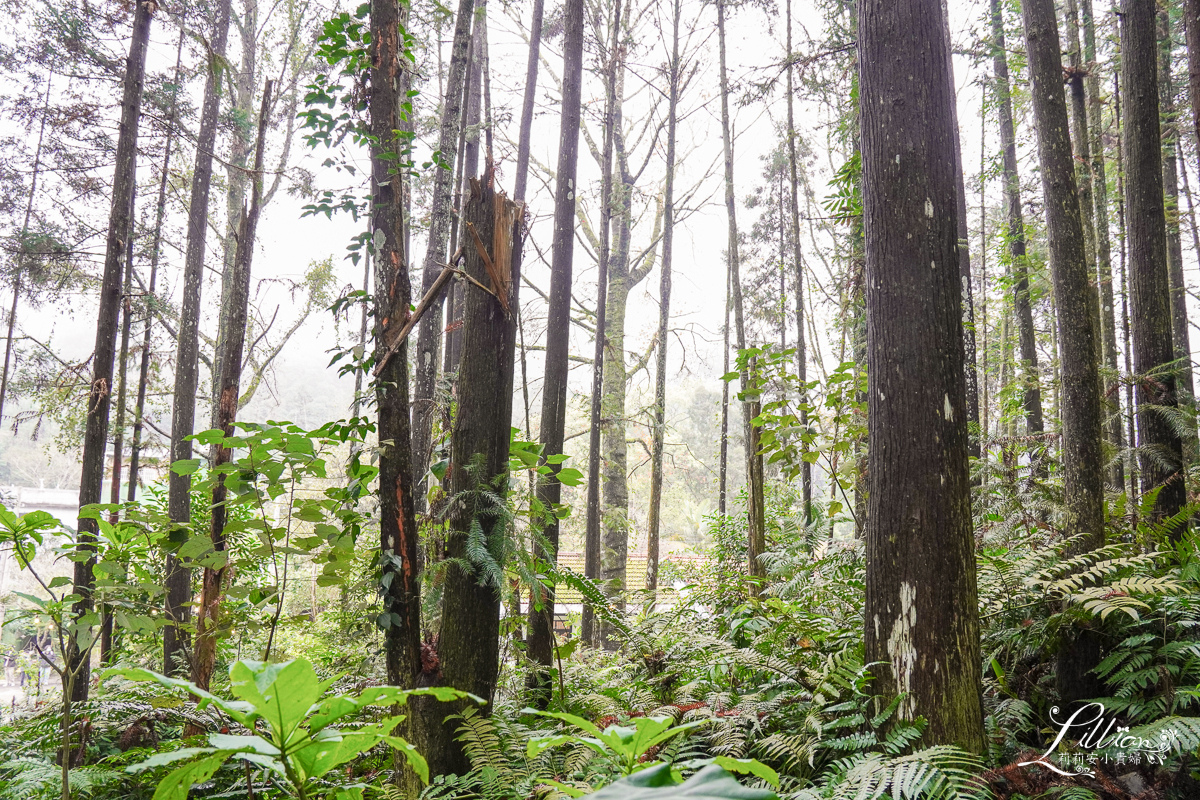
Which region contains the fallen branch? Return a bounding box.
[372,248,462,377]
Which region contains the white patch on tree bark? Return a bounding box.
[887,581,917,719]
[944,393,953,421]
[924,198,934,217]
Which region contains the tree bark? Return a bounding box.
[527,0,584,696]
[717,0,766,586]
[164,0,231,676]
[193,83,272,693]
[1122,0,1188,538]
[859,0,983,752]
[990,0,1046,457]
[71,0,154,703]
[421,168,522,780]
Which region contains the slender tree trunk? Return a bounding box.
[164,0,231,676]
[991,0,1046,465]
[193,84,272,693]
[423,168,522,780]
[579,0,619,649]
[71,0,154,703]
[1158,9,1199,464]
[446,4,485,376]
[212,0,259,423]
[860,0,983,752]
[527,0,584,696]
[1022,0,1107,541]
[101,178,138,667]
[129,28,186,502]
[940,0,980,463]
[411,0,477,512]
[717,0,766,586]
[0,70,52,425]
[1184,0,1200,175]
[108,182,137,516]
[509,0,552,685]
[369,1,423,793]
[646,0,680,598]
[1079,0,1125,490]
[1023,0,1108,706]
[718,266,730,517]
[785,0,811,524]
[1115,70,1140,502]
[512,0,542,206]
[1123,0,1188,538]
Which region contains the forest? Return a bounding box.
[0,0,1198,797]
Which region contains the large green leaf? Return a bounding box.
[589,764,778,800]
[150,752,233,800]
[230,659,335,742]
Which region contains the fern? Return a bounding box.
[794,746,991,800]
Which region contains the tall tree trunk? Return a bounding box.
[646,0,680,598]
[511,0,554,688]
[164,0,232,676]
[101,177,138,666]
[991,0,1046,458]
[512,0,542,206]
[1023,0,1108,707]
[71,0,154,703]
[1065,0,1104,367]
[1022,0,1107,540]
[785,0,811,524]
[1184,0,1200,174]
[859,0,983,752]
[193,83,272,693]
[369,0,423,793]
[579,0,619,649]
[446,3,485,376]
[212,0,259,423]
[1115,70,1140,502]
[527,0,584,695]
[1081,0,1125,490]
[129,28,186,502]
[718,267,730,517]
[1123,0,1188,538]
[0,70,52,425]
[411,0,477,513]
[1158,9,1199,463]
[108,182,137,515]
[422,168,522,780]
[716,0,766,586]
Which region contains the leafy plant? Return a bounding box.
[107,658,471,800]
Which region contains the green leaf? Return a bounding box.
[170,459,203,476]
[589,764,777,800]
[150,752,233,800]
[556,468,584,486]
